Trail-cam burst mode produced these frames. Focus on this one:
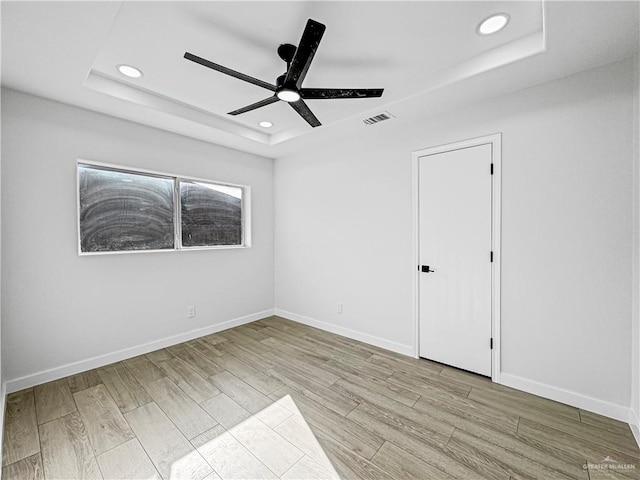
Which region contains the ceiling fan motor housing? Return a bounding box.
[276,73,297,93]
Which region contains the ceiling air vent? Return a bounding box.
[363,111,395,126]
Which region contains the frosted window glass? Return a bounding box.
[78,165,175,252]
[180,180,242,247]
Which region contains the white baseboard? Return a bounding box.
[5,309,274,393]
[0,381,6,467]
[274,308,415,357]
[629,410,640,449]
[500,372,631,423]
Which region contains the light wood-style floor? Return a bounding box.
[2,316,638,479]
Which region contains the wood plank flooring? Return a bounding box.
[2,316,638,479]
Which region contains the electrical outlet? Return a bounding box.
[187,305,196,318]
[337,302,343,314]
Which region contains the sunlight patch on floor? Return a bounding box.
[171,394,340,479]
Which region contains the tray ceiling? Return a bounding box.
[2,1,638,156]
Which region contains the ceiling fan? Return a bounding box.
[184,19,384,128]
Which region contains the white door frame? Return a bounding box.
[411,133,502,383]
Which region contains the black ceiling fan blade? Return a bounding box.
[228,96,279,115]
[284,19,326,88]
[289,99,321,127]
[184,52,276,92]
[300,88,384,99]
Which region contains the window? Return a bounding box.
[78,162,248,254]
[180,180,243,247]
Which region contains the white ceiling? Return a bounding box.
[1,1,638,157]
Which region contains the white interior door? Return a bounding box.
[419,143,493,376]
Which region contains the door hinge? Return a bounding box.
[490,163,494,175]
[490,338,494,349]
[490,251,493,262]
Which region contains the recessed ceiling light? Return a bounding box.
[259,121,273,128]
[276,89,301,102]
[477,13,510,35]
[117,64,143,79]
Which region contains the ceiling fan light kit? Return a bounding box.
[184,19,384,128]
[276,90,300,102]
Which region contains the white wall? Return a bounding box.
[0,63,4,463]
[275,59,635,418]
[1,89,274,389]
[632,53,640,435]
